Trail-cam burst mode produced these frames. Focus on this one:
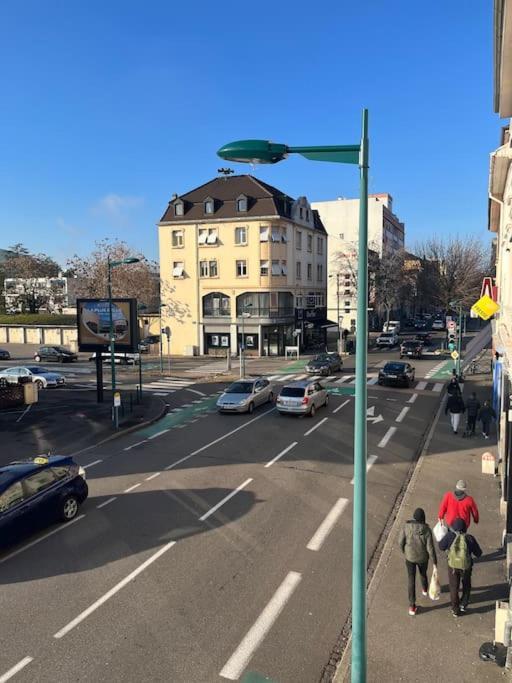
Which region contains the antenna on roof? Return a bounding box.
[218,168,234,179]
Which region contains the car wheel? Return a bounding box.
[268,391,274,403]
[309,403,316,417]
[35,379,44,389]
[247,401,254,415]
[34,355,41,362]
[324,394,329,407]
[61,495,79,522]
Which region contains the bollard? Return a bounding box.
[482,451,496,475]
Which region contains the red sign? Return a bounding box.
[481,277,497,302]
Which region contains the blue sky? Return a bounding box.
[0,0,500,265]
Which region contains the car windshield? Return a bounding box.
[380,333,394,338]
[27,367,46,374]
[384,363,406,373]
[225,382,253,394]
[402,342,417,348]
[280,387,305,397]
[52,346,68,352]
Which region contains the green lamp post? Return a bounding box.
[218,109,370,682]
[107,256,140,428]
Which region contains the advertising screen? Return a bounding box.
[77,298,138,352]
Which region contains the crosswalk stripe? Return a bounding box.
[335,375,353,385]
[416,381,427,390]
[294,374,308,380]
[432,383,443,392]
[152,392,170,396]
[266,375,283,381]
[367,377,379,385]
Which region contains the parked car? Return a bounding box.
[217,378,274,413]
[305,352,342,376]
[276,379,328,417]
[0,366,65,388]
[432,319,445,330]
[34,346,78,363]
[0,349,10,360]
[404,318,416,328]
[0,454,88,548]
[376,331,399,348]
[415,332,432,346]
[88,352,140,365]
[400,340,423,359]
[383,320,401,333]
[138,335,161,354]
[414,319,427,329]
[378,361,415,387]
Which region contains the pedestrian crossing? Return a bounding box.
[263,373,445,392]
[145,376,196,396]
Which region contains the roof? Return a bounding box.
[494,0,512,116]
[0,455,71,491]
[159,175,326,233]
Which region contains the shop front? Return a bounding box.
[203,326,231,356]
[295,307,331,350]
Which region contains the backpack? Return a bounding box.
[448,532,471,570]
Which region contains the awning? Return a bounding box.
[320,320,339,328]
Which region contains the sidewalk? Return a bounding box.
[336,360,507,681]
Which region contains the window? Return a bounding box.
[199,228,217,245]
[204,198,214,214]
[300,207,304,219]
[235,226,247,245]
[209,260,218,277]
[307,263,312,280]
[281,260,288,275]
[296,261,302,279]
[200,261,209,277]
[344,300,351,307]
[260,226,269,242]
[306,209,310,221]
[315,293,325,307]
[0,481,23,512]
[260,260,269,276]
[203,292,230,317]
[172,261,184,278]
[206,230,218,244]
[281,228,287,243]
[345,308,350,314]
[174,201,184,217]
[317,264,323,281]
[317,237,323,254]
[296,295,303,308]
[296,231,302,250]
[271,227,281,242]
[236,196,248,212]
[339,232,345,240]
[198,229,208,244]
[307,234,313,252]
[172,230,184,248]
[23,469,57,497]
[236,260,247,277]
[271,260,281,276]
[344,289,351,295]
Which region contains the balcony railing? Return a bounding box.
[203,306,231,317]
[235,306,294,318]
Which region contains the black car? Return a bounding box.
[414,319,427,329]
[378,361,415,387]
[400,340,423,359]
[0,348,10,360]
[34,346,78,363]
[305,352,342,376]
[415,332,432,346]
[139,335,161,353]
[0,455,88,549]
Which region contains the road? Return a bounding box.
[0,347,451,683]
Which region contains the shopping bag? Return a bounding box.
[428,566,441,601]
[433,520,448,542]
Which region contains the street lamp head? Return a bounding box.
[111,257,141,267]
[217,139,288,165]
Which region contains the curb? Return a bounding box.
[70,397,168,457]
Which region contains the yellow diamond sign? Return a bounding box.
[451,350,459,360]
[471,295,500,321]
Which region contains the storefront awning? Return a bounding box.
[320,320,339,328]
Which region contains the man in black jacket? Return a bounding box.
[465,392,481,437]
[445,393,465,434]
[439,517,482,616]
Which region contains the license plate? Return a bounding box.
[387,374,397,378]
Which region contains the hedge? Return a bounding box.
[0,314,76,326]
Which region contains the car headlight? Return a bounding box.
[238,399,247,405]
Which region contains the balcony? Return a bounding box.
[203,306,231,318]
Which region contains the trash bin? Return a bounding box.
[24,382,38,404]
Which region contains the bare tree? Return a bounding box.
[67,238,159,309]
[2,245,61,313]
[414,237,490,310]
[374,249,406,323]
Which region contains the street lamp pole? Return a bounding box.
[457,303,463,378]
[337,273,341,353]
[218,110,370,681]
[159,304,165,374]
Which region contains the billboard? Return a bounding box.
[77,298,138,352]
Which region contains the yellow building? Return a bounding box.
[158,175,329,356]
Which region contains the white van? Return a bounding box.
[383,320,401,334]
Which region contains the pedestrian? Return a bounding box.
[478,400,497,439]
[439,517,482,616]
[465,392,481,437]
[447,376,461,397]
[398,507,437,616]
[445,391,465,434]
[438,479,479,529]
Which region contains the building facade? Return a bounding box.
[3,275,82,314]
[311,194,405,333]
[158,175,329,356]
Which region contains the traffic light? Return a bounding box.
[447,329,456,352]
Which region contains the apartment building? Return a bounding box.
[158,175,328,356]
[3,275,82,313]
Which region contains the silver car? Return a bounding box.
[217,378,274,414]
[0,365,65,388]
[276,380,328,417]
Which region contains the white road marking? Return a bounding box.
[181,403,193,408]
[0,657,34,682]
[367,377,379,385]
[433,382,443,393]
[53,540,176,639]
[0,515,85,565]
[307,498,349,551]
[83,459,103,469]
[333,399,350,414]
[265,442,297,468]
[148,429,170,440]
[15,404,32,423]
[416,380,427,391]
[407,393,418,404]
[152,392,169,396]
[192,400,203,404]
[304,417,328,436]
[351,455,378,484]
[97,497,117,509]
[186,388,207,396]
[219,571,302,680]
[266,375,282,381]
[294,374,308,380]
[378,426,397,448]
[123,440,147,451]
[199,478,253,522]
[335,375,352,384]
[145,472,161,481]
[124,482,141,493]
[396,407,410,423]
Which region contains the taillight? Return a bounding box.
[302,396,309,405]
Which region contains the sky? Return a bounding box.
[0,0,502,266]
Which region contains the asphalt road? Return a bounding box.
[0,350,448,683]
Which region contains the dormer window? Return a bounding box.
[299,207,304,219]
[204,197,214,214]
[174,201,184,217]
[236,195,248,212]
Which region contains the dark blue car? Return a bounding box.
[0,455,88,548]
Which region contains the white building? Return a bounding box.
[312,194,405,333]
[4,275,82,314]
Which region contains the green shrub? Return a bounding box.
[0,314,76,326]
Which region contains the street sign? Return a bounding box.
[113,391,121,407]
[164,326,171,339]
[451,350,459,360]
[471,295,500,321]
